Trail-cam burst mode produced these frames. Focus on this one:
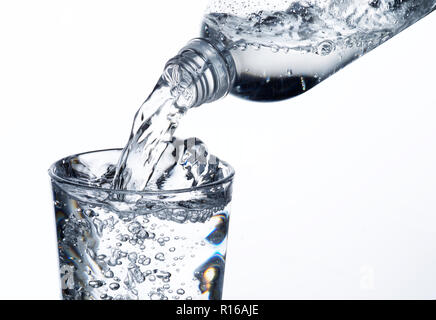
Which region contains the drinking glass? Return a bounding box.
[49,149,234,300]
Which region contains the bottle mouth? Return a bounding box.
[165,38,236,108]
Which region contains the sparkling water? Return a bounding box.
[51,0,436,300]
[113,0,436,191]
[51,149,233,300]
[112,64,197,191]
[202,0,436,100]
[51,45,233,301]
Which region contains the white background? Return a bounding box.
[0,1,435,300]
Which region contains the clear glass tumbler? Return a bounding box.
[49,149,234,300]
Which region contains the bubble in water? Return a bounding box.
[109,283,120,290]
[128,222,141,234]
[155,253,165,261]
[137,229,149,239]
[177,288,185,295]
[129,265,145,283]
[150,292,165,300]
[316,40,335,56]
[104,270,114,278]
[128,252,138,263]
[88,280,104,288]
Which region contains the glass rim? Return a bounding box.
[48,148,235,196]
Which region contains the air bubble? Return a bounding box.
[109,283,120,290]
[155,253,165,261]
[150,292,164,300]
[177,289,185,295]
[104,270,114,278]
[127,222,141,234]
[317,40,335,56]
[137,229,149,239]
[88,280,104,288]
[128,252,138,263]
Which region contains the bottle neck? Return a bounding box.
[165,38,236,108]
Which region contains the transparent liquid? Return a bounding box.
[53,29,234,300]
[51,150,232,300]
[112,65,194,191]
[52,0,436,300]
[113,0,436,190]
[202,0,436,101]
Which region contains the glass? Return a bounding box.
[49,149,234,300]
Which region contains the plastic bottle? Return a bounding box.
[166,0,436,106]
